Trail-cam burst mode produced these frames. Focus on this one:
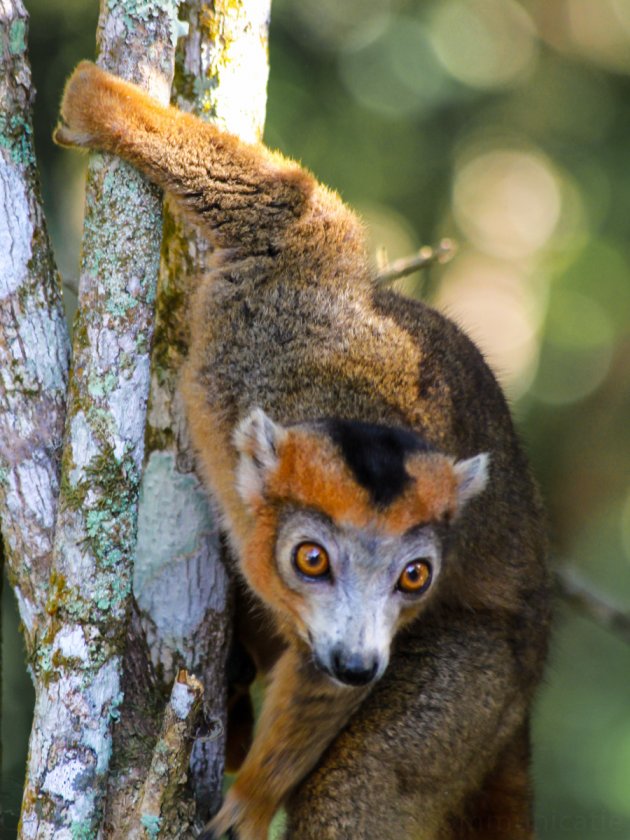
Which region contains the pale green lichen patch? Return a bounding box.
[141,814,162,838]
[87,370,118,399]
[106,288,138,318]
[81,157,163,323]
[86,406,117,441]
[0,114,36,168]
[82,448,139,569]
[118,351,133,372]
[92,569,131,614]
[135,333,149,356]
[107,0,183,46]
[70,819,94,840]
[108,690,125,722]
[193,75,218,116]
[57,441,140,623]
[9,19,26,55]
[35,638,57,681]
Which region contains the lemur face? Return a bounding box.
[272,508,442,686]
[234,409,489,688]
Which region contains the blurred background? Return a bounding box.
[2,0,630,836]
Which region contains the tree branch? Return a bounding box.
[554,567,630,646]
[0,0,70,652]
[127,670,204,840]
[17,1,181,836]
[375,238,457,286]
[136,0,272,823]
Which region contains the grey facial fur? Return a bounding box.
[275,509,442,686]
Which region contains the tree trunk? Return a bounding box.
[136,0,272,823]
[0,0,272,836]
[0,0,69,657]
[13,0,180,835]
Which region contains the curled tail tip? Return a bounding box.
[54,61,115,148]
[52,122,90,149]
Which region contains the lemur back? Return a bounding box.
[56,62,550,840]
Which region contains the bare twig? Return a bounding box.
[375,238,457,286]
[127,670,204,840]
[554,567,630,646]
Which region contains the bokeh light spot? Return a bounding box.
[339,16,451,118]
[453,149,562,260]
[621,489,630,565]
[532,290,614,406]
[429,0,538,90]
[565,0,630,74]
[282,0,392,52]
[436,251,542,398]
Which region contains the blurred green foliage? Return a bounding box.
[2,0,630,836]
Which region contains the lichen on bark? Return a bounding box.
[136,0,272,823]
[11,0,182,836]
[1,0,272,835]
[0,0,69,651]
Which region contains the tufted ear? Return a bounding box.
[453,453,490,509]
[234,408,287,509]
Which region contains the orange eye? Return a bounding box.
[397,560,432,594]
[293,542,330,579]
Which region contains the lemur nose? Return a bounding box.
[331,649,379,686]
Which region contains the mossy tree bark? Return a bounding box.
[0,0,271,837]
[136,0,272,823]
[0,0,71,832]
[8,0,181,836]
[0,0,70,655]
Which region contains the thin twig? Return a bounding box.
[554,567,630,645]
[375,238,458,286]
[127,670,204,840]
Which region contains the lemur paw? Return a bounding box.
[203,789,273,840]
[205,793,243,838]
[53,61,113,149]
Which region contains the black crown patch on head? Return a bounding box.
[325,419,432,507]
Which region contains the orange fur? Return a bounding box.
[210,646,368,840]
[238,505,307,639]
[265,429,458,533]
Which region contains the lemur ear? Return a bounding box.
[234,408,287,508]
[453,453,490,509]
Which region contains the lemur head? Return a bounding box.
[234,408,489,688]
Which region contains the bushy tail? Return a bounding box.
[56,62,369,287]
